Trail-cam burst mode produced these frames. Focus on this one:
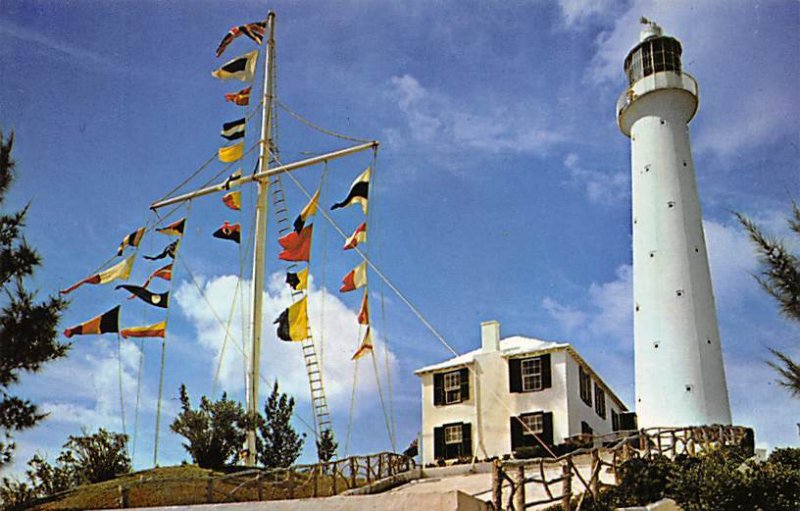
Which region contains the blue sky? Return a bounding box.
[0,0,797,474]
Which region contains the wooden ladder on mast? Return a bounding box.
[270,176,333,438]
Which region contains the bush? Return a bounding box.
[61,429,130,484]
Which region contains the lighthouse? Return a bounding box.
[616,20,732,428]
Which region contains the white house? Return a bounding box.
[414,320,633,464]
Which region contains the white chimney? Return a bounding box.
[481,320,500,352]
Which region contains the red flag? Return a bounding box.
[278,225,313,262]
[358,290,369,325]
[343,222,367,250]
[340,261,367,293]
[224,86,251,106]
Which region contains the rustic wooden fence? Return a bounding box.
[491,425,752,511]
[116,451,415,508]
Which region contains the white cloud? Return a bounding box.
[388,74,567,159]
[587,1,799,157]
[563,152,629,205]
[541,296,587,334]
[174,273,397,415]
[556,0,618,27]
[544,265,633,345]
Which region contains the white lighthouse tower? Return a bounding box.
[616,20,732,428]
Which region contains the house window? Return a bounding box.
[579,366,592,407]
[611,409,620,431]
[444,371,461,404]
[444,424,462,444]
[509,354,551,393]
[581,421,593,436]
[594,383,606,419]
[434,422,473,460]
[510,412,553,451]
[521,414,544,435]
[521,357,543,391]
[433,368,469,406]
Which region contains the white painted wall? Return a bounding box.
[418,336,627,464]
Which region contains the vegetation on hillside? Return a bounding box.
[573,446,800,511]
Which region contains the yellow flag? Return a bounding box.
[295,268,309,291]
[98,253,136,284]
[219,142,244,163]
[352,327,373,360]
[275,296,308,341]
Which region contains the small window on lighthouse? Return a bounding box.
[667,201,676,208]
[685,384,694,393]
[644,164,651,173]
[676,289,684,297]
[653,341,660,349]
[660,119,666,125]
[649,251,656,258]
[683,161,688,167]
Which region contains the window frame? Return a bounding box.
[579,366,592,407]
[444,424,463,445]
[443,370,462,404]
[594,382,606,419]
[521,357,543,392]
[520,413,544,436]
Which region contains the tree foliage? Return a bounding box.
[736,205,800,396]
[0,130,69,466]
[60,428,130,484]
[257,381,305,469]
[582,447,800,511]
[316,428,337,463]
[170,384,247,469]
[0,429,128,509]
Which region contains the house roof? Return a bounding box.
[413,336,569,374]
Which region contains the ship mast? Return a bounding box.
[244,10,276,468]
[150,11,378,468]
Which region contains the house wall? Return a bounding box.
[564,353,626,441]
[421,350,575,464]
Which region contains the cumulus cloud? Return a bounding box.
[388,74,567,159]
[544,265,633,345]
[556,0,619,27]
[563,152,629,205]
[174,272,397,415]
[587,0,798,157]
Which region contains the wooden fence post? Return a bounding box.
[257,473,264,501]
[590,450,599,498]
[206,478,214,503]
[561,464,572,511]
[332,461,338,495]
[350,457,357,488]
[366,455,372,483]
[288,469,295,499]
[312,466,319,498]
[118,485,129,508]
[513,465,525,511]
[491,460,503,510]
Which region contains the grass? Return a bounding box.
[31,465,370,510]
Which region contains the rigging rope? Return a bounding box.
[277,101,372,144]
[116,333,126,436]
[131,338,145,461]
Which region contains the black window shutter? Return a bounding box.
[461,422,472,457]
[434,426,444,459]
[509,358,522,393]
[433,373,444,406]
[510,416,523,451]
[541,354,552,389]
[459,368,470,401]
[542,412,554,446]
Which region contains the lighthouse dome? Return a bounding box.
[623,35,683,85]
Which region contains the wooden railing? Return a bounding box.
[116,452,415,508]
[491,425,752,511]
